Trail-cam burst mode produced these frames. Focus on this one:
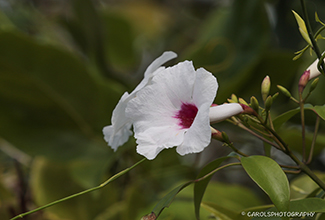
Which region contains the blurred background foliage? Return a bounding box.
[1,0,325,219]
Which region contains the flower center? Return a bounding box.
[174,103,198,129]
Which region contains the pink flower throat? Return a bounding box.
[174,103,198,129]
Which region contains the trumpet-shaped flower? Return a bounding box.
[125,61,244,160]
[103,51,177,150]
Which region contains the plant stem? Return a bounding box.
[194,162,241,183]
[232,119,281,150]
[262,120,325,191]
[307,115,320,164]
[10,158,146,220]
[300,0,325,74]
[299,92,307,162]
[288,151,325,191]
[224,142,248,157]
[284,169,301,174]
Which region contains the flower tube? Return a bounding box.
[306,57,325,80]
[209,103,244,124]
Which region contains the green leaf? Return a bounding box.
[316,12,325,26]
[201,202,249,220]
[273,104,313,130]
[253,198,325,220]
[293,45,310,60]
[312,105,325,120]
[194,156,230,220]
[290,172,325,200]
[292,10,312,46]
[152,181,193,217]
[289,197,325,212]
[241,156,290,212]
[0,30,124,162]
[273,104,325,131]
[202,182,263,217]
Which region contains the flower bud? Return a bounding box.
[250,96,259,113]
[264,95,273,112]
[272,92,279,102]
[277,85,292,98]
[309,77,319,93]
[238,98,249,106]
[261,75,271,101]
[141,212,156,220]
[221,131,230,144]
[239,104,258,116]
[211,127,225,142]
[298,70,310,93]
[227,94,238,103]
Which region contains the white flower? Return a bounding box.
[103,51,177,151]
[125,61,244,160]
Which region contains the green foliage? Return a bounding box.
[194,156,230,219]
[152,181,193,218]
[2,0,325,219]
[241,156,290,212]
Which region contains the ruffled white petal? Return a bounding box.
[126,60,218,159]
[135,127,184,160]
[103,122,132,151]
[150,60,197,108]
[103,51,177,150]
[192,68,218,107]
[177,67,218,155]
[176,103,211,155]
[132,51,177,95]
[209,103,244,124]
[126,68,185,151]
[103,92,133,150]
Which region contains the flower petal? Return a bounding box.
[103,52,177,150]
[126,73,184,151]
[150,60,197,108]
[209,103,244,124]
[176,103,211,155]
[176,67,218,155]
[135,127,184,160]
[192,67,218,107]
[103,92,133,150]
[126,60,218,159]
[144,51,177,78]
[132,51,178,95]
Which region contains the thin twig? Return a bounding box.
[299,92,307,162]
[300,0,325,74]
[307,115,320,164]
[194,162,241,183]
[10,158,146,220]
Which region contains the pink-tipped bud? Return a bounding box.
[239,104,258,116]
[211,127,225,142]
[298,70,310,93]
